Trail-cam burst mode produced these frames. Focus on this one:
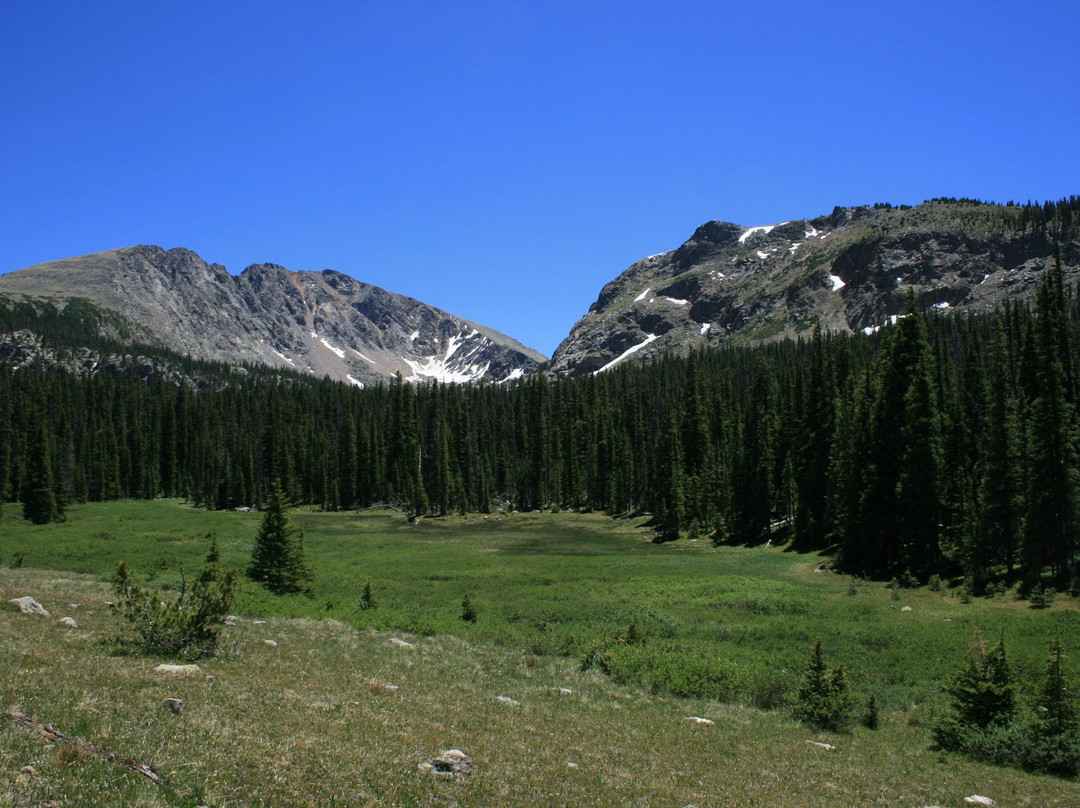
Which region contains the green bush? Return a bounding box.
[112,559,240,659]
[461,593,478,622]
[794,640,854,731]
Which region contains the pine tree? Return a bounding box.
[21,420,61,524]
[248,481,315,595]
[794,639,853,731]
[1023,636,1080,776]
[896,349,943,575]
[933,631,1016,751]
[1023,256,1080,584]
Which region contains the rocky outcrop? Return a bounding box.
[0,246,545,386]
[550,200,1080,375]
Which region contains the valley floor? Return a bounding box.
[1,502,1079,806]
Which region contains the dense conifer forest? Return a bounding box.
[2,252,1079,591]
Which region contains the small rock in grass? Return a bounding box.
[9,597,50,617]
[58,616,78,628]
[368,679,401,694]
[20,765,35,775]
[223,620,237,626]
[153,663,201,676]
[806,740,836,751]
[495,695,520,706]
[687,716,714,725]
[964,798,995,807]
[253,620,267,625]
[263,639,278,647]
[428,749,473,775]
[566,761,579,769]
[68,603,80,609]
[901,605,912,612]
[162,698,184,715]
[390,637,414,648]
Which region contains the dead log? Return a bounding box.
[6,709,165,787]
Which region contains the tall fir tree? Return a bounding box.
[248,481,315,595]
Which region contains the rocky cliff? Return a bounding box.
[0,246,546,386]
[550,199,1080,375]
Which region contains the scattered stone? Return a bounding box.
[964,798,995,807]
[369,680,400,694]
[806,740,836,751]
[813,564,830,573]
[153,664,201,676]
[901,606,912,612]
[495,695,520,706]
[20,765,35,775]
[687,716,714,725]
[390,637,415,648]
[553,687,573,695]
[421,749,473,775]
[68,603,80,609]
[566,761,579,769]
[58,616,78,628]
[227,615,239,621]
[223,620,237,626]
[161,698,184,715]
[253,620,267,625]
[263,639,278,647]
[9,597,50,617]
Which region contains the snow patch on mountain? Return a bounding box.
[594,333,659,375]
[739,223,788,243]
[320,338,346,359]
[270,347,295,365]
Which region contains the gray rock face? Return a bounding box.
[9,597,50,617]
[550,201,1080,375]
[0,246,545,386]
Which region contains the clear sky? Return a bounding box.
[2,1,1079,357]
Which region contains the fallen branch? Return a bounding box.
[7,709,164,786]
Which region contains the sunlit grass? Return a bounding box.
[2,500,1079,805]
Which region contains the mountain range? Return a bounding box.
[1,198,1077,383]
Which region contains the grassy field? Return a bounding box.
[2,500,1079,806]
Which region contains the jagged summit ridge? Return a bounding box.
[550,199,1080,375]
[0,245,545,385]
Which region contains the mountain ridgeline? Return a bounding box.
[2,197,1080,590]
[552,197,1080,374]
[0,245,545,386]
[2,253,1080,589]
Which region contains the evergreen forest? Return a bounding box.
[2,255,1079,592]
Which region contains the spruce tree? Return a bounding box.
[1024,257,1080,583]
[794,639,853,731]
[933,631,1016,752]
[21,420,61,524]
[1024,636,1080,776]
[248,481,315,595]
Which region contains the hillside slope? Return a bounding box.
[551,199,1080,375]
[0,246,546,386]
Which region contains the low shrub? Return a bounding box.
[112,558,240,659]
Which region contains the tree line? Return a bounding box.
[2,256,1079,590]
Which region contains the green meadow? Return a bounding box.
[2,500,1079,806]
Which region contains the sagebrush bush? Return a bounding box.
[112,558,240,659]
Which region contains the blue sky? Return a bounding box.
[3,1,1079,357]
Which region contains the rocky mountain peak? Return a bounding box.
[551,199,1080,375]
[0,246,545,386]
